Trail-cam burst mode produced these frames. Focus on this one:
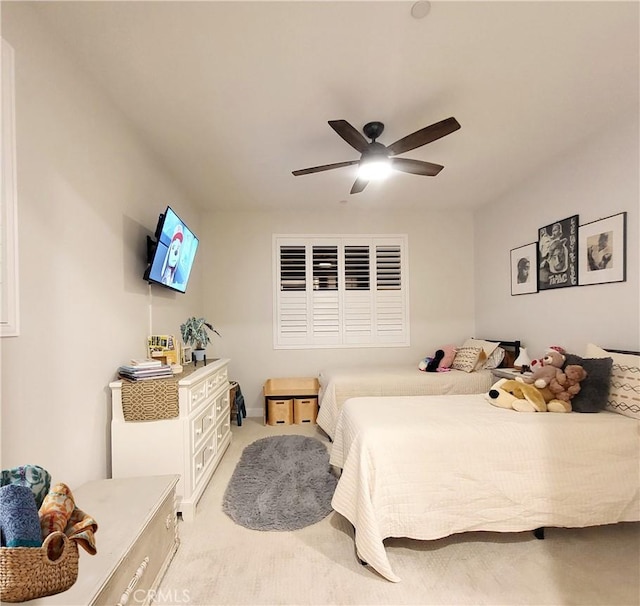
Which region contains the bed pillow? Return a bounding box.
[463,338,499,358]
[563,352,613,413]
[451,346,483,373]
[483,347,506,370]
[586,344,640,420]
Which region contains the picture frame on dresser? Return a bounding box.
[578,212,627,286]
[538,215,578,291]
[510,242,538,295]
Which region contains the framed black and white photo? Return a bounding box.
[510,243,538,295]
[578,212,626,286]
[538,215,578,290]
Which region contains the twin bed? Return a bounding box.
[317,339,520,439]
[322,344,640,582]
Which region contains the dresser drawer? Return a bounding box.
[206,367,228,396]
[190,401,215,454]
[186,379,208,414]
[215,411,231,450]
[214,389,230,421]
[192,433,216,489]
[90,482,178,606]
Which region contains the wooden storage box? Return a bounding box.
[263,377,319,425]
[267,399,294,425]
[293,397,318,424]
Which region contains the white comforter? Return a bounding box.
[330,395,640,582]
[317,365,493,439]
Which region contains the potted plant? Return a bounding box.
[180,317,221,366]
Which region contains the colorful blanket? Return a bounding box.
[39,483,98,555]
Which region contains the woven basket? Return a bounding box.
[0,531,79,602]
[121,377,179,421]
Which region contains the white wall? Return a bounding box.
[474,111,639,357]
[202,209,477,416]
[0,5,204,487]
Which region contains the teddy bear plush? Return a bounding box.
[518,349,566,390]
[548,364,588,402]
[486,378,571,413]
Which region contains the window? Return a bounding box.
[273,235,409,348]
[1,39,19,337]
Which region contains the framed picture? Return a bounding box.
[510,243,538,295]
[538,215,578,290]
[578,212,627,286]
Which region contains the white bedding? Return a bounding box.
[317,365,493,439]
[330,395,640,582]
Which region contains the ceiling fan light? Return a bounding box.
[358,158,392,181]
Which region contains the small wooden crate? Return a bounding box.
[263,377,319,426]
[293,397,318,424]
[267,399,293,425]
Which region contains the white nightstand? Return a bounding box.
[491,368,532,381]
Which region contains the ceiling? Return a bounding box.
[31,1,639,212]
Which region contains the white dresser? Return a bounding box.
[110,359,231,521]
[31,475,179,606]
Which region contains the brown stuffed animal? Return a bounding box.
[548,364,588,402]
[519,350,566,390]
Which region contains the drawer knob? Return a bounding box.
[195,428,202,436]
[196,463,203,471]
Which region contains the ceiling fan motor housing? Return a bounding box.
[363,121,385,141]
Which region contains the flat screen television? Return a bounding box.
[144,206,199,293]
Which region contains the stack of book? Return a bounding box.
[118,359,174,381]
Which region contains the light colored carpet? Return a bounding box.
[157,418,640,605]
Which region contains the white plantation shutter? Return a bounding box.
[274,235,409,349]
[375,244,406,342]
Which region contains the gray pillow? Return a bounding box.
[564,353,613,413]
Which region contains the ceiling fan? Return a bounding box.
[292,117,461,194]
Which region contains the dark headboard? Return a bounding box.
[606,348,639,356]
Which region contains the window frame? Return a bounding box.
[273,234,409,349]
[1,38,19,338]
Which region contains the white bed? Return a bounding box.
[329,394,640,582]
[317,365,493,439]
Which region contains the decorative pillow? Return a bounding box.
[586,344,640,420]
[463,338,500,358]
[451,346,483,373]
[438,344,458,369]
[483,346,506,370]
[563,352,613,413]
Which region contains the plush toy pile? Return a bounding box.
[486,346,588,413]
[418,344,457,372]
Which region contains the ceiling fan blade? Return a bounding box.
[386,117,461,156]
[350,176,369,194]
[391,158,444,176]
[329,120,369,153]
[292,160,359,176]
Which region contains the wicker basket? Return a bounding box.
[0,531,79,602]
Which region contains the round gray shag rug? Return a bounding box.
[222,434,338,531]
